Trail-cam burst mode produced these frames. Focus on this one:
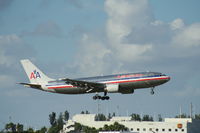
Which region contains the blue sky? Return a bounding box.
[0,0,200,129]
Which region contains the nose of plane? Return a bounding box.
[165,76,171,82]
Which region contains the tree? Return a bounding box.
[40,126,47,133]
[108,113,112,120]
[103,124,109,131]
[113,122,128,131]
[74,123,98,133]
[49,112,56,126]
[195,114,200,119]
[112,112,116,117]
[64,110,69,121]
[131,113,141,121]
[57,113,64,130]
[81,111,85,114]
[95,114,106,121]
[74,123,82,132]
[102,122,128,131]
[27,127,34,133]
[48,112,64,133]
[48,125,60,133]
[5,122,16,132]
[158,114,163,121]
[175,113,188,118]
[142,115,153,121]
[35,126,47,133]
[85,110,90,114]
[80,110,90,114]
[16,123,23,132]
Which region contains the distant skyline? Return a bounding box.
[0,0,200,129]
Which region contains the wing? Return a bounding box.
[50,78,106,92]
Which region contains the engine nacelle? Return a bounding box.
[105,84,134,94]
[105,84,119,93]
[119,87,134,94]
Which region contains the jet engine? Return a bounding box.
[105,84,119,93]
[105,84,134,94]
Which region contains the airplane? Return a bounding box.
[18,59,170,100]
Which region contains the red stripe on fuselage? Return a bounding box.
[48,85,74,89]
[106,77,169,84]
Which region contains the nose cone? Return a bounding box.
[165,76,171,82]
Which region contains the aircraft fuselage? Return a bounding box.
[45,72,170,94]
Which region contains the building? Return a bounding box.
[62,114,200,133]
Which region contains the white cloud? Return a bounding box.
[114,43,152,62]
[21,21,63,37]
[170,18,185,30]
[105,0,153,62]
[73,0,200,78]
[0,34,21,44]
[105,0,152,43]
[74,33,111,76]
[172,23,200,47]
[0,34,34,90]
[73,0,154,75]
[0,34,22,66]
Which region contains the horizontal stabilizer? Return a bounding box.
[17,83,42,90]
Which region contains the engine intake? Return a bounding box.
[105,84,119,93]
[105,84,134,94]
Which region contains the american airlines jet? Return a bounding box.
[19,59,170,100]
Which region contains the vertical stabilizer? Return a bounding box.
[20,59,53,84]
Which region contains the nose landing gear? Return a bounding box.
[151,87,155,95]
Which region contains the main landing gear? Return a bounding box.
[151,87,155,95]
[93,92,110,100]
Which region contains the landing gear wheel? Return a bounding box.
[92,94,110,100]
[151,87,155,95]
[105,96,110,100]
[101,97,106,100]
[93,95,98,100]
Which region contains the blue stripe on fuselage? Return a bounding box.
[94,75,161,83]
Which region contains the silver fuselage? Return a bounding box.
[44,72,170,94]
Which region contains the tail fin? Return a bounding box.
[20,59,53,84]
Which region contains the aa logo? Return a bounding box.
[30,70,41,79]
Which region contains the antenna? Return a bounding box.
[190,102,193,118]
[126,110,129,117]
[117,105,119,116]
[194,104,196,119]
[179,105,182,118]
[96,99,100,121]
